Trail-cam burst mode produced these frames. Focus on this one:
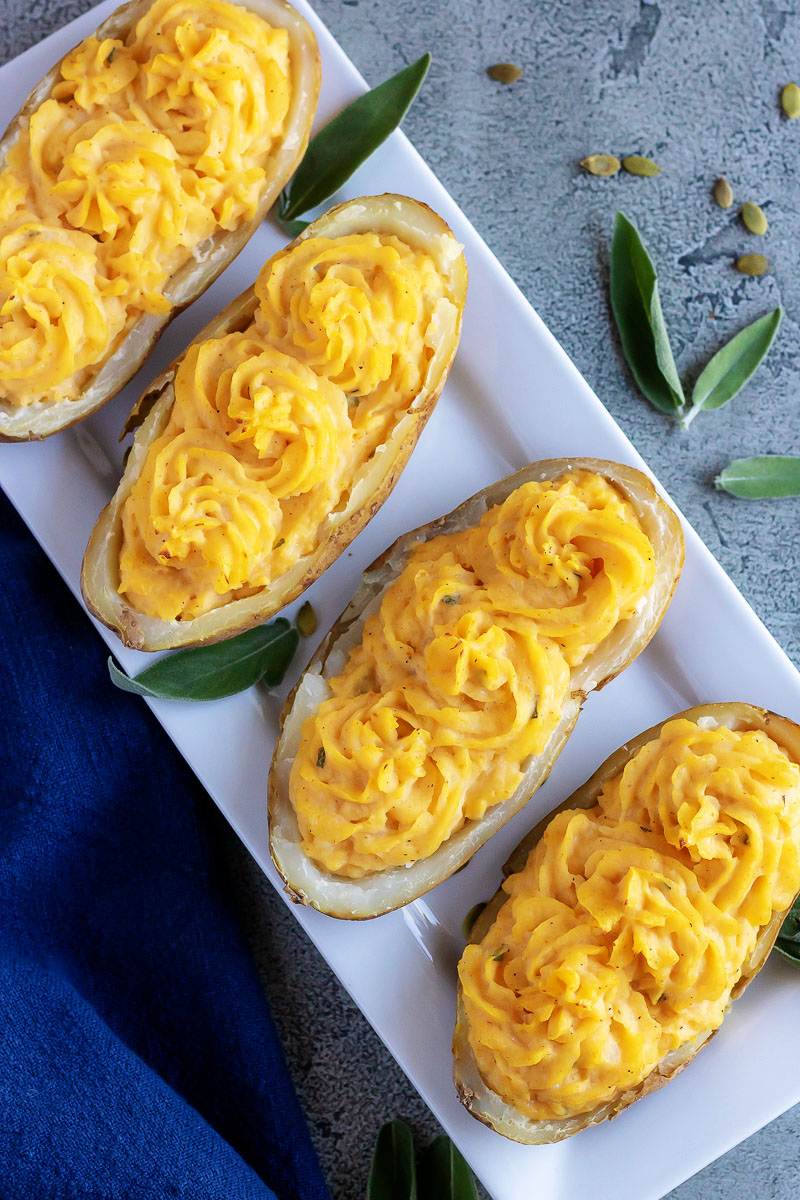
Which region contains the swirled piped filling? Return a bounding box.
[459,718,800,1121]
[117,231,459,619]
[0,0,292,408]
[289,470,655,878]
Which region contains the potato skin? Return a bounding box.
[0,0,320,441]
[268,457,685,920]
[81,194,468,651]
[453,702,800,1144]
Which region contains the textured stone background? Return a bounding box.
[4,0,800,1196]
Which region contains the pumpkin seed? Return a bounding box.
[741,201,768,235]
[297,600,317,637]
[712,176,733,208]
[487,62,522,83]
[781,82,800,118]
[735,253,770,276]
[622,154,661,177]
[580,153,621,177]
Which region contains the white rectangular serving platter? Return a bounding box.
[1,5,799,1198]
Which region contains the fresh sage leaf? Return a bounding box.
[775,896,800,965]
[682,308,781,428]
[108,618,299,702]
[715,455,800,499]
[418,1136,477,1200]
[280,218,309,238]
[277,53,431,226]
[461,901,487,940]
[610,212,685,413]
[367,1120,417,1200]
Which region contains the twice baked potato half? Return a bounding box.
[0,0,320,440]
[454,703,800,1143]
[269,458,684,919]
[82,194,468,649]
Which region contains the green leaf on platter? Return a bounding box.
[367,1120,417,1200]
[715,455,800,499]
[682,308,781,428]
[461,901,487,940]
[108,618,299,702]
[277,53,431,224]
[418,1136,478,1200]
[277,217,310,238]
[610,212,685,414]
[775,895,800,965]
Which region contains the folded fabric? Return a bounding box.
[0,491,330,1200]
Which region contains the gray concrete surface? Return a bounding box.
[3,0,800,1196]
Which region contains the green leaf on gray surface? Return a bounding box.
[610,212,685,413]
[775,895,800,965]
[418,1136,478,1200]
[367,1120,417,1200]
[715,456,800,499]
[108,618,299,701]
[682,308,781,428]
[277,53,431,227]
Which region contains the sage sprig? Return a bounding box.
[367,1120,417,1200]
[715,455,800,499]
[276,53,431,232]
[610,214,782,431]
[610,212,685,413]
[775,896,800,965]
[367,1121,477,1200]
[418,1136,478,1200]
[682,308,781,428]
[108,618,299,702]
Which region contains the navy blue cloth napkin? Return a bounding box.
[0,491,330,1200]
